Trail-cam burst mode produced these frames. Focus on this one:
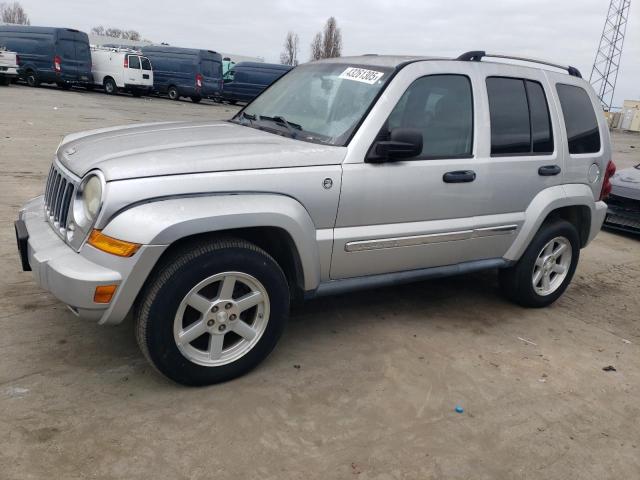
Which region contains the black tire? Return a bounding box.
[0,76,10,86]
[190,96,202,103]
[132,90,142,98]
[57,81,71,90]
[103,77,117,95]
[499,220,580,308]
[135,238,290,386]
[25,70,39,87]
[167,86,179,100]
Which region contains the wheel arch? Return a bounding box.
[504,184,600,261]
[101,194,321,292]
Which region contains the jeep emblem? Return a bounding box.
[323,178,333,189]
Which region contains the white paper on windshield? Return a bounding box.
[338,67,384,84]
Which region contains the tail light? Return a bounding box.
[54,55,61,73]
[123,56,128,68]
[196,73,203,89]
[599,160,616,200]
[16,54,20,66]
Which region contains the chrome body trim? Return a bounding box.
[345,225,518,252]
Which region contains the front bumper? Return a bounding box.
[16,196,165,324]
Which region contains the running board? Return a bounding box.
[306,258,510,299]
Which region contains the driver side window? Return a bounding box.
[386,74,474,158]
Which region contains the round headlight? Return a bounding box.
[82,175,103,221]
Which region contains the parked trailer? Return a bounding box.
[0,25,92,89]
[91,46,153,96]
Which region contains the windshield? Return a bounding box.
[232,62,393,145]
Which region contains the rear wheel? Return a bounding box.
[25,70,39,87]
[135,238,290,386]
[167,86,179,100]
[132,90,142,98]
[499,220,579,308]
[103,77,117,95]
[0,77,10,86]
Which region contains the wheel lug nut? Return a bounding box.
[225,303,232,310]
[207,320,214,327]
[218,325,226,332]
[211,305,218,313]
[229,314,237,321]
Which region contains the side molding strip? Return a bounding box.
[345,224,518,252]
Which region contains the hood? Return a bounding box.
[57,121,346,181]
[611,164,640,201]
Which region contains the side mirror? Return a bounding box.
[367,128,423,163]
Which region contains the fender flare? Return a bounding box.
[102,193,321,290]
[504,184,602,261]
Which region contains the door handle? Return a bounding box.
[443,170,476,183]
[538,165,561,176]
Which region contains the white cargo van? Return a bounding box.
[90,46,153,96]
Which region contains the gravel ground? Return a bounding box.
[1,84,639,480]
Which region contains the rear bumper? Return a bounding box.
[17,196,165,324]
[588,200,608,244]
[604,197,640,234]
[0,66,18,77]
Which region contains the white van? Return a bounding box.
[90,46,153,96]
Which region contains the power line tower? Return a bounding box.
[589,0,632,111]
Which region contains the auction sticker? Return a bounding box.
[339,67,384,84]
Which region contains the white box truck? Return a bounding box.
[91,46,153,96]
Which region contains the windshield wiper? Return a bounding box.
[258,115,302,138]
[238,111,256,125]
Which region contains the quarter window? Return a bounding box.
[386,74,473,158]
[486,77,554,155]
[556,84,601,154]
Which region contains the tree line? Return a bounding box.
[280,17,343,66]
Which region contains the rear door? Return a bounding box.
[56,37,78,80]
[140,56,153,86]
[126,54,142,85]
[201,55,221,96]
[73,38,91,82]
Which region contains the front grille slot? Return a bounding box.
[43,162,78,235]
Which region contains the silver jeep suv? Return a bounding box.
[15,51,615,385]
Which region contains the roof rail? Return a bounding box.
[456,50,582,78]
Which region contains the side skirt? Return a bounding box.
[305,258,511,299]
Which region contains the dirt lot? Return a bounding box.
[1,85,639,480]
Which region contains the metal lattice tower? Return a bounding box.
[589,0,631,111]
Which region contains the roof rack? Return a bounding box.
[90,44,142,54]
[456,50,582,78]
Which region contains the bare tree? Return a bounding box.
[310,17,342,61]
[279,31,299,66]
[0,1,30,25]
[310,32,323,61]
[91,25,105,36]
[321,17,342,59]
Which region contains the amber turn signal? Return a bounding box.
[88,230,141,257]
[94,285,118,304]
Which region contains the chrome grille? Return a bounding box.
[43,162,78,237]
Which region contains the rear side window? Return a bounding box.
[386,74,473,158]
[556,84,601,154]
[141,57,151,70]
[486,77,553,155]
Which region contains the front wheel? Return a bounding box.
[499,220,579,308]
[25,70,39,87]
[135,238,290,386]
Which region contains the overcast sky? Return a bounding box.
[19,0,640,106]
